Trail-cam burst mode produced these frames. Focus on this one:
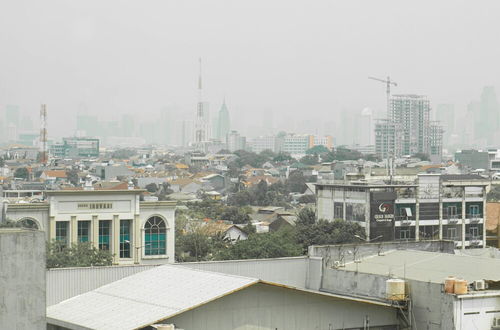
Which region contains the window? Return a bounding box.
[144,216,167,256]
[470,226,479,240]
[447,206,457,218]
[19,218,38,229]
[469,205,480,217]
[77,221,91,242]
[120,220,132,258]
[447,228,457,240]
[99,220,111,251]
[334,205,343,219]
[55,222,69,246]
[400,229,410,240]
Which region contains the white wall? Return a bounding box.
[166,283,398,330]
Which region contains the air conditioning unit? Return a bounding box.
[473,280,486,291]
[492,317,500,328]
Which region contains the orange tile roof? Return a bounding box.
[43,170,67,178]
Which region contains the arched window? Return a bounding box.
[19,218,39,229]
[144,216,166,255]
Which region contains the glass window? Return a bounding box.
[77,221,91,242]
[144,216,166,256]
[447,228,457,240]
[20,218,38,229]
[120,220,132,258]
[400,229,410,240]
[470,226,479,239]
[469,205,480,216]
[447,206,457,217]
[99,220,111,251]
[55,222,69,246]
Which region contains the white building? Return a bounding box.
[248,135,282,153]
[5,188,176,265]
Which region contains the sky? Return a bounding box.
[1,0,500,137]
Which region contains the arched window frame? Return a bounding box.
[17,217,40,230]
[143,216,167,256]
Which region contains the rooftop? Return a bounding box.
[342,250,500,284]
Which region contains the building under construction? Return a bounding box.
[375,94,443,162]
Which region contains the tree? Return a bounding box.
[145,183,158,193]
[14,167,29,180]
[295,219,365,252]
[46,241,113,268]
[300,154,319,165]
[216,228,303,260]
[111,149,137,159]
[286,170,307,193]
[66,169,80,186]
[412,153,430,161]
[296,208,316,226]
[298,194,316,204]
[273,152,294,163]
[488,186,500,202]
[306,145,330,155]
[220,206,251,224]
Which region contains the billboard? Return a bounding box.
[370,191,396,240]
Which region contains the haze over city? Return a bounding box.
[1,0,500,138]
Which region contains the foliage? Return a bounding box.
[145,183,158,193]
[216,228,303,260]
[227,180,289,207]
[298,194,316,204]
[300,154,319,165]
[14,167,29,180]
[231,150,269,168]
[286,170,308,193]
[46,241,113,268]
[295,219,365,252]
[321,147,363,162]
[272,152,294,163]
[306,145,330,155]
[296,208,316,226]
[185,199,252,224]
[412,153,430,161]
[157,182,174,201]
[487,186,500,202]
[66,169,80,186]
[111,148,137,159]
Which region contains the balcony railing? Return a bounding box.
[467,214,482,222]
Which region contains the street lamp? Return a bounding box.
[354,234,383,242]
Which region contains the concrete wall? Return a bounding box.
[320,268,457,330]
[0,229,46,329]
[166,283,399,330]
[308,240,455,267]
[181,257,309,288]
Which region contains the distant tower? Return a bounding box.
[216,98,230,141]
[195,58,210,144]
[39,104,48,164]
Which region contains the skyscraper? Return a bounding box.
[474,86,499,145]
[194,58,210,144]
[216,99,230,141]
[436,104,455,146]
[375,94,443,162]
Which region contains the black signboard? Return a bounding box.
[370,192,396,240]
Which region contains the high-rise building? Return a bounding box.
[121,114,135,137]
[226,130,246,152]
[216,100,230,141]
[375,95,443,161]
[436,104,454,146]
[76,114,99,137]
[475,86,500,145]
[194,59,210,144]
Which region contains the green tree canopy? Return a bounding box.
[14,167,29,180]
[46,241,113,268]
[216,228,303,260]
[306,145,330,155]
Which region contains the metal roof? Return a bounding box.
[47,264,259,330]
[342,250,500,284]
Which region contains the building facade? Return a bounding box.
[316,174,488,248]
[50,137,100,158]
[5,189,176,264]
[226,130,246,152]
[375,95,443,162]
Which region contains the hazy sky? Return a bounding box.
[1,0,500,137]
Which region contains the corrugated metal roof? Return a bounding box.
[47,264,258,330]
[342,250,500,284]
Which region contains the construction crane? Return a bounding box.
[368,76,397,112]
